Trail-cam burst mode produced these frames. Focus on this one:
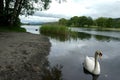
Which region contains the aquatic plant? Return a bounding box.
[40,24,70,36]
[40,24,82,41]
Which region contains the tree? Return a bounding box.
[105,18,114,28]
[0,0,51,26]
[112,18,120,28]
[69,16,79,27]
[59,18,68,26]
[0,0,4,15]
[66,16,93,27]
[78,16,88,27]
[95,17,108,28]
[86,17,93,27]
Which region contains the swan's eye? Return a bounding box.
[99,53,102,57]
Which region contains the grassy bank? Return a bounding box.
[0,26,26,32]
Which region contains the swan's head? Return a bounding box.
[95,50,103,58]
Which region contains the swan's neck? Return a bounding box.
[94,55,99,72]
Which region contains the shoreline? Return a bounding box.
[84,26,120,31]
[0,32,51,80]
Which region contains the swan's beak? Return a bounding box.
[99,52,103,59]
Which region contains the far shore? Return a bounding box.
[84,26,120,31]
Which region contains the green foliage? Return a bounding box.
[59,16,120,29]
[14,18,21,27]
[0,26,26,32]
[59,18,68,26]
[21,0,51,15]
[40,24,73,41]
[94,17,120,28]
[61,16,93,27]
[69,16,79,26]
[0,0,51,27]
[78,16,88,27]
[113,18,120,28]
[105,18,114,28]
[86,17,93,27]
[40,24,70,36]
[95,17,108,28]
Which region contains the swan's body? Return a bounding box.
[83,51,102,75]
[84,56,100,75]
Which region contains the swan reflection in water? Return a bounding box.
[83,67,99,80]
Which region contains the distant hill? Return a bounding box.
[21,21,46,25]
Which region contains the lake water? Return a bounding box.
[21,25,40,34]
[22,25,120,80]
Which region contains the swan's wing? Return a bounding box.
[89,57,95,61]
[83,56,95,73]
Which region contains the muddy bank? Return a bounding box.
[0,32,51,80]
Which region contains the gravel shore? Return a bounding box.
[0,32,51,80]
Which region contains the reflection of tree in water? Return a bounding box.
[94,35,110,42]
[94,34,120,42]
[41,32,69,41]
[41,64,63,80]
[76,32,91,40]
[41,31,92,41]
[41,30,120,42]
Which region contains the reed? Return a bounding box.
[40,24,70,36]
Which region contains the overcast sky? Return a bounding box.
[20,0,120,23]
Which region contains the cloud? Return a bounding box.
[34,11,69,18]
[48,0,120,18]
[20,0,120,23]
[87,0,120,18]
[20,15,60,24]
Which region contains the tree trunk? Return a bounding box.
[0,0,4,15]
[14,0,24,25]
[0,0,4,25]
[5,0,10,15]
[10,0,20,26]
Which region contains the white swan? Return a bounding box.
[83,50,102,75]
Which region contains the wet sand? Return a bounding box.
[0,32,51,80]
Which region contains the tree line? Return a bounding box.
[59,16,120,28]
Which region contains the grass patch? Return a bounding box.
[0,26,26,32]
[40,24,70,36]
[40,24,75,41]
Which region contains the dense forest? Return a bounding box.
[59,16,120,28]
